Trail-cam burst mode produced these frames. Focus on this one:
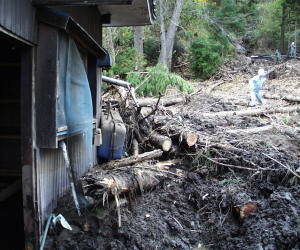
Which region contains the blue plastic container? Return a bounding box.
[97,109,126,160]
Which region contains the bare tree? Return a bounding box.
[133,26,144,70]
[158,0,167,67]
[280,1,288,53]
[158,0,184,69]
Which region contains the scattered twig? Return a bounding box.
[263,153,300,179]
[139,93,162,123]
[204,156,271,172]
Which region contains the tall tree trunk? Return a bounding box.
[158,0,184,69]
[158,0,167,66]
[280,2,287,54]
[103,27,116,65]
[165,0,184,69]
[295,18,297,56]
[133,26,144,71]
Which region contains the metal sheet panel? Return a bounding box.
[0,0,36,43]
[37,134,93,223]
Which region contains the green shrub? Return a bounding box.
[189,37,225,79]
[126,64,194,97]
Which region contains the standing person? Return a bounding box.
[275,49,281,64]
[249,68,267,107]
[289,42,296,57]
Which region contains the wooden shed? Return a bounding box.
[0,0,155,249]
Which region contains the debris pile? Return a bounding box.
[45,60,300,250]
[275,59,300,79]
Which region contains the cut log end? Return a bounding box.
[162,140,172,152]
[184,133,198,147]
[149,132,173,152]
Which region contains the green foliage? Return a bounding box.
[250,0,300,51]
[126,64,194,96]
[114,27,134,47]
[252,0,283,50]
[189,36,229,79]
[144,37,160,66]
[214,0,246,34]
[110,47,139,77]
[282,114,292,126]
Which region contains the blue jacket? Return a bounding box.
[249,75,265,91]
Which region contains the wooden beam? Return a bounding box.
[33,0,133,6]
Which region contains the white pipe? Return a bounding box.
[59,141,81,216]
[102,75,131,88]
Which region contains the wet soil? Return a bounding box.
[46,163,300,250]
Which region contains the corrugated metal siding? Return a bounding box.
[0,0,36,43]
[37,133,94,223]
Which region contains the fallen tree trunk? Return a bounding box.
[99,149,163,169]
[274,124,300,140]
[137,96,186,107]
[83,161,183,228]
[149,132,172,151]
[226,125,274,134]
[84,168,162,199]
[200,124,298,155]
[83,161,184,200]
[263,93,300,102]
[200,105,300,118]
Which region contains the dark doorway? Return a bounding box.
[0,32,25,250]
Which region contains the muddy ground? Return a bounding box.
[45,58,300,250]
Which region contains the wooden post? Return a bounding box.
[21,47,39,250]
[87,55,102,164]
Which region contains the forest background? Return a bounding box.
[102,0,300,96]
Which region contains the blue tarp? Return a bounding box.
[56,32,93,134]
[56,32,93,157]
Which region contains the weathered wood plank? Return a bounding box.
[35,24,59,148]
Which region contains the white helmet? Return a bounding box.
[258,68,266,77]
